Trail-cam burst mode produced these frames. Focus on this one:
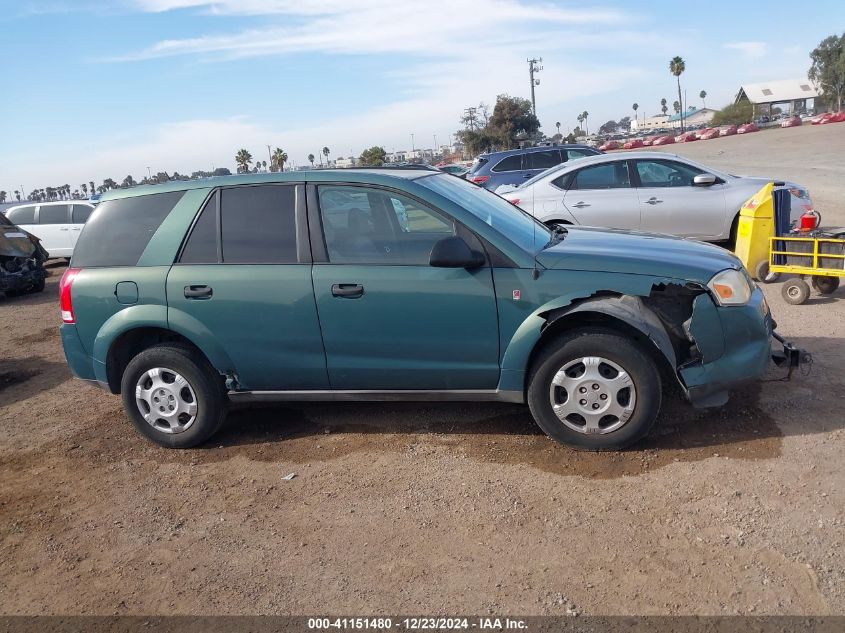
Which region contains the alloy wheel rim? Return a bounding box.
[548,356,636,435]
[135,367,198,434]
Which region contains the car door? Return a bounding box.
[561,161,641,230]
[69,203,94,249]
[166,184,329,391]
[310,184,500,390]
[633,158,728,239]
[488,153,525,189]
[36,204,73,257]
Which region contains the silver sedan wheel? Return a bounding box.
[135,367,198,434]
[548,356,636,435]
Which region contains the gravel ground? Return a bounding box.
[1,128,844,616]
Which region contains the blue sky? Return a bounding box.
[0,0,841,196]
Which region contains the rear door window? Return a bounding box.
[7,205,36,225]
[179,192,219,264]
[72,191,185,267]
[39,204,69,224]
[71,204,94,223]
[571,162,631,190]
[220,185,297,264]
[635,159,703,187]
[527,150,561,170]
[491,155,523,172]
[564,148,596,161]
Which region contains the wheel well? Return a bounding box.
[526,311,677,394]
[105,327,212,394]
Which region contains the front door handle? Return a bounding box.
[331,283,364,298]
[645,197,663,205]
[184,285,213,299]
[572,201,591,209]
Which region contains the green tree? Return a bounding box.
[0,191,6,204]
[809,33,845,111]
[710,101,754,126]
[669,56,686,131]
[235,149,253,173]
[322,146,331,166]
[487,94,541,148]
[581,110,589,135]
[358,146,387,167]
[271,148,288,172]
[307,153,315,167]
[122,175,136,188]
[700,90,707,108]
[660,97,668,116]
[80,183,88,197]
[14,190,20,201]
[632,102,639,124]
[673,100,681,114]
[555,121,561,135]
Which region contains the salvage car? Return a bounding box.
[5,201,94,258]
[495,151,813,244]
[0,212,48,298]
[60,169,794,451]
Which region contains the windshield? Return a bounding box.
[418,174,551,253]
[468,157,489,175]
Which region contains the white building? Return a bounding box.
[735,79,820,115]
[630,114,670,132]
[665,107,716,129]
[335,156,357,168]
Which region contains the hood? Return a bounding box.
[0,225,38,258]
[536,226,741,284]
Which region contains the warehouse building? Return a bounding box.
[734,79,820,116]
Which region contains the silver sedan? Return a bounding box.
[496,151,814,243]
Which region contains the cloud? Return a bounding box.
[724,41,767,60]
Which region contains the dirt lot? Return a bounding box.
[2,127,844,616]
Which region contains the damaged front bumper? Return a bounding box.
[0,262,47,294]
[678,287,807,407]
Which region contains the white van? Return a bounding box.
[4,201,94,258]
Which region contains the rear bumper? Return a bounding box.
[60,323,100,383]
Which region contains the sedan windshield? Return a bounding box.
[418,174,551,253]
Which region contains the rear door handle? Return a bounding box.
[184,285,212,299]
[331,283,364,298]
[572,201,591,209]
[645,197,663,205]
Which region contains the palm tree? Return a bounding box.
[271,147,288,172]
[235,149,253,173]
[122,175,136,188]
[632,103,639,124]
[14,190,20,201]
[581,111,589,135]
[308,153,315,167]
[660,98,668,116]
[89,181,95,196]
[322,146,330,166]
[555,121,561,136]
[81,183,88,197]
[700,90,707,109]
[673,100,681,114]
[0,191,6,204]
[669,56,686,132]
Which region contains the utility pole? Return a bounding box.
[433,134,438,154]
[527,57,543,115]
[411,133,415,154]
[267,144,273,167]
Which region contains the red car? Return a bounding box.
[780,116,802,128]
[675,131,698,142]
[652,135,675,146]
[623,138,644,149]
[598,140,622,151]
[698,127,721,140]
[811,113,834,125]
[737,123,759,134]
[820,111,845,124]
[720,125,738,137]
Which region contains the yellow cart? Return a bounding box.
[758,235,845,304]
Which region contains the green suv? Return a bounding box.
[59,168,791,450]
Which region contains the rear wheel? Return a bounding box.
[120,343,226,448]
[754,260,780,284]
[782,278,811,305]
[811,276,839,295]
[527,329,662,451]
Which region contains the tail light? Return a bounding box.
[507,198,520,206]
[59,268,80,323]
[469,175,490,185]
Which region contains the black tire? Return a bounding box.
[811,275,839,295]
[754,260,780,284]
[120,343,226,448]
[27,277,46,294]
[527,328,663,451]
[781,278,810,305]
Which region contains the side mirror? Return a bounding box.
[430,236,485,269]
[693,173,717,186]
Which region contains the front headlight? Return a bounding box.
[708,269,752,305]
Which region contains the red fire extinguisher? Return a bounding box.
[799,210,820,231]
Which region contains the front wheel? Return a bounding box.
[527,329,662,451]
[120,343,227,448]
[782,278,811,305]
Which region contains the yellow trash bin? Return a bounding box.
[734,182,774,279]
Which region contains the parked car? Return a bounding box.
[652,135,675,146]
[737,123,759,134]
[720,125,738,137]
[466,145,600,190]
[598,140,622,151]
[437,163,469,177]
[495,151,813,244]
[675,132,698,143]
[819,111,845,124]
[698,128,721,140]
[781,116,802,128]
[0,211,48,298]
[4,201,95,258]
[59,169,795,451]
[623,139,644,149]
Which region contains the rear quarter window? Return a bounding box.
[7,205,36,225]
[492,155,522,172]
[72,191,185,267]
